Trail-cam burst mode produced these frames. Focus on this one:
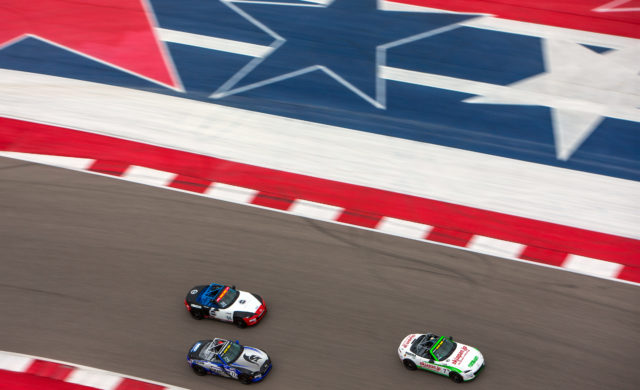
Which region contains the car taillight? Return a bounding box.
[184,300,191,311]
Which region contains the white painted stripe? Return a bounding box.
[121,165,176,187]
[66,369,123,390]
[0,151,94,170]
[1,70,638,239]
[467,235,525,258]
[376,217,432,239]
[205,182,257,203]
[156,28,272,57]
[289,199,343,220]
[562,254,625,278]
[0,354,33,372]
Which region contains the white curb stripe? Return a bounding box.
[122,165,176,187]
[289,199,344,220]
[562,255,625,279]
[376,217,433,239]
[0,354,33,372]
[0,151,94,170]
[205,182,257,203]
[467,235,526,259]
[66,369,123,390]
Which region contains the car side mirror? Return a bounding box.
[235,340,239,344]
[232,285,236,289]
[448,336,453,341]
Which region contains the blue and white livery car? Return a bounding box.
[187,338,272,384]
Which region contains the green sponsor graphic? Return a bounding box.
[468,356,478,367]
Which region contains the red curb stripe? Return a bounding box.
[519,246,568,267]
[168,174,212,193]
[115,378,166,390]
[88,160,130,176]
[0,370,96,390]
[337,210,383,228]
[25,360,74,381]
[426,227,473,247]
[252,192,295,210]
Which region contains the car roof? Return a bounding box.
[196,283,225,306]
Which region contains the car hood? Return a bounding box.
[228,291,262,313]
[232,346,269,370]
[443,343,483,371]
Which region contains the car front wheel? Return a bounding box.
[403,359,417,370]
[192,364,207,376]
[238,373,252,384]
[450,372,463,383]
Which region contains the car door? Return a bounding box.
[209,303,233,322]
[202,358,225,376]
[418,349,447,375]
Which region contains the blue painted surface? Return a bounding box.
[1,0,637,181]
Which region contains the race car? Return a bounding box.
[398,333,484,383]
[184,283,266,327]
[187,338,272,384]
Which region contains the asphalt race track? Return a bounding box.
[1,157,639,390]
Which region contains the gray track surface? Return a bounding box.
[1,157,639,390]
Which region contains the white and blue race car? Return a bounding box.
[398,333,484,383]
[187,338,272,384]
[184,283,267,327]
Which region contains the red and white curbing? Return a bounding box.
[0,350,187,390]
[1,148,638,286]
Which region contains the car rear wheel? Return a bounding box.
[403,359,417,370]
[238,373,252,384]
[190,310,203,320]
[450,372,463,383]
[192,365,207,376]
[234,318,247,328]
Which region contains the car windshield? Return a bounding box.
[214,286,239,309]
[219,342,243,364]
[431,337,457,361]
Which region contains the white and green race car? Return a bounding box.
[398,333,484,383]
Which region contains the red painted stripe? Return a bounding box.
[168,174,212,193]
[25,360,74,381]
[252,192,295,210]
[1,118,639,282]
[426,227,473,247]
[519,246,568,267]
[88,160,129,176]
[0,369,96,390]
[114,378,165,390]
[337,210,383,228]
[396,0,640,38]
[618,266,640,284]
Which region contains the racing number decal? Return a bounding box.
[224,366,238,379]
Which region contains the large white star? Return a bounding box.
[465,39,640,160]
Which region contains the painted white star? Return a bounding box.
[465,39,640,160]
